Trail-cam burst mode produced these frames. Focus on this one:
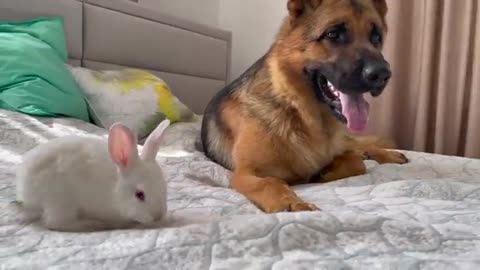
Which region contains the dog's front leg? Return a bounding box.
[344,135,409,165]
[313,152,367,182]
[362,148,409,164]
[230,171,319,213]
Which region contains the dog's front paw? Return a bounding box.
[262,198,320,213]
[366,150,408,164]
[391,151,409,164]
[288,201,320,212]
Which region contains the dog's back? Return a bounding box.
[201,55,267,169]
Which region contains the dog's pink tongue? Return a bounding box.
[338,93,369,132]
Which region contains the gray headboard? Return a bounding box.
[0,0,232,114]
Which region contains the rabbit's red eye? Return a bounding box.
[135,191,145,202]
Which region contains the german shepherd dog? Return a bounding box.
[201,0,408,213]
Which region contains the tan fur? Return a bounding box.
[202,0,408,213]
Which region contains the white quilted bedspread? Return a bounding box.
[1,109,480,270]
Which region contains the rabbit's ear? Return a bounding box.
[109,123,139,171]
[141,119,170,161]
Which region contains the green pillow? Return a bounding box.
[0,17,90,122]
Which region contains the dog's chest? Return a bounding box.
[285,129,346,180]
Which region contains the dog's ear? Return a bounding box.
[372,0,388,19]
[287,0,322,19]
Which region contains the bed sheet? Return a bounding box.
[1,109,480,270]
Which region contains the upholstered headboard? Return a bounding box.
[0,0,232,113]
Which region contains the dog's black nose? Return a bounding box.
[362,61,391,88]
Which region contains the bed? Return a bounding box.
[2,1,480,269]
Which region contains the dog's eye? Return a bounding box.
[326,30,340,40]
[323,24,349,44]
[370,24,383,47]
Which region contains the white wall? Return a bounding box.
[219,0,288,79]
[138,0,220,28]
[137,0,288,80]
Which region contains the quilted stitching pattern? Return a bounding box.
[1,109,480,269]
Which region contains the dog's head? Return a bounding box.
[280,0,389,132]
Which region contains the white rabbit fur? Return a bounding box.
[16,120,170,232]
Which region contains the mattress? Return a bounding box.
[1,109,480,269]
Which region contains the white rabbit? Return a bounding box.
[16,120,170,232]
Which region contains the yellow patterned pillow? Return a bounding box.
[69,66,197,139]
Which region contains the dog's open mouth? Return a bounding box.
[313,74,370,133]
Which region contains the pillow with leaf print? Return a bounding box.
[69,66,197,139]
